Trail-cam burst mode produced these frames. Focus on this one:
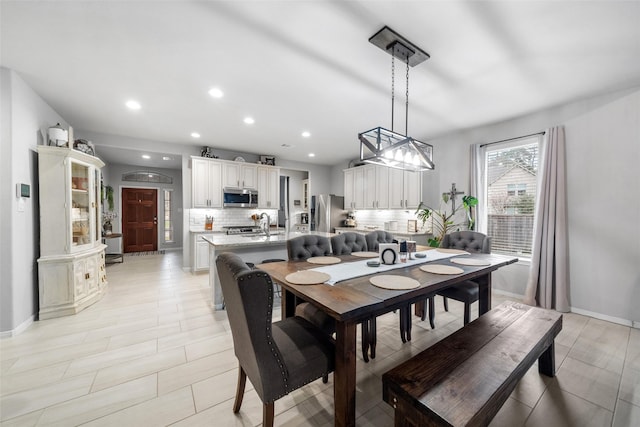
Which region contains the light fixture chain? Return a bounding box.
[405,56,409,135]
[391,55,395,132]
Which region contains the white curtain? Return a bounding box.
[523,126,570,312]
[469,143,486,232]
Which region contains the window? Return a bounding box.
[484,136,540,257]
[164,189,174,243]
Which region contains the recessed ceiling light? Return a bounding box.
[191,132,201,138]
[208,87,224,98]
[308,153,315,157]
[162,156,171,161]
[141,154,151,159]
[243,117,255,125]
[301,131,311,138]
[126,100,141,110]
[148,174,153,178]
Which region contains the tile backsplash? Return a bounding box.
[351,209,431,233]
[189,208,278,231]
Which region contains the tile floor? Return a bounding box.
[0,251,638,426]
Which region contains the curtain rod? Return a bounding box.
[479,131,545,148]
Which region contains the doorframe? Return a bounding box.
[119,184,162,251]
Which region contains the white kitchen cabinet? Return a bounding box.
[222,162,257,189]
[193,234,213,272]
[257,166,280,209]
[345,165,420,210]
[363,165,390,209]
[37,146,107,319]
[192,157,222,208]
[389,168,422,209]
[343,167,366,209]
[347,165,392,210]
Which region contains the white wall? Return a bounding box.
[0,68,69,335]
[429,87,640,325]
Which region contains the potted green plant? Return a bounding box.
[104,185,114,211]
[415,194,478,247]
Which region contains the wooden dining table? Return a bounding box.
[257,249,518,427]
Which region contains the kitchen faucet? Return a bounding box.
[259,212,271,237]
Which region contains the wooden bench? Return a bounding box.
[382,301,562,427]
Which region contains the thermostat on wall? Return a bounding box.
[17,183,30,198]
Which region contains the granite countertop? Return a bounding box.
[334,226,428,236]
[200,231,335,249]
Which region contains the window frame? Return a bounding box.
[481,135,541,260]
[163,188,174,243]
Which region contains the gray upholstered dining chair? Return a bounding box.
[286,235,336,336]
[286,234,332,260]
[364,230,396,251]
[330,232,367,255]
[330,232,377,361]
[438,230,492,324]
[287,234,378,362]
[363,230,423,348]
[216,252,335,427]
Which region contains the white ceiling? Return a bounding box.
[2,1,640,168]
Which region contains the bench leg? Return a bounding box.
[538,341,556,377]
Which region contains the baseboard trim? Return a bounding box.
[0,315,35,338]
[492,289,637,329]
[492,289,525,300]
[570,307,634,328]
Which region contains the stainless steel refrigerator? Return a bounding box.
[314,194,345,233]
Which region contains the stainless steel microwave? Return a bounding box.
[223,188,258,208]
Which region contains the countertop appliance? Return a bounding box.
[300,212,309,224]
[223,188,258,208]
[314,194,345,233]
[224,225,262,235]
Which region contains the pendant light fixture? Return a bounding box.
[359,26,435,172]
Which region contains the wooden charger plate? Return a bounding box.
[436,248,469,255]
[285,271,331,285]
[307,256,341,265]
[369,275,420,290]
[351,251,380,258]
[420,264,464,275]
[451,257,491,266]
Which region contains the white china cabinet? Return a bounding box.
[37,146,107,319]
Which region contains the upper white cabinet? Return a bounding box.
[389,168,422,209]
[37,146,107,319]
[345,165,421,210]
[192,157,222,208]
[257,166,280,209]
[222,162,257,189]
[344,167,366,209]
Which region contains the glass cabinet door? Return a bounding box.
[70,161,91,249]
[94,169,101,243]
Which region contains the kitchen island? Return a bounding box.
[202,231,334,309]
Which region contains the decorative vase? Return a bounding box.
[104,221,112,235]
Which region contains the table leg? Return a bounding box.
[334,320,357,427]
[280,288,297,319]
[477,274,492,315]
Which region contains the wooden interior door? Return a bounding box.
[122,187,157,253]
